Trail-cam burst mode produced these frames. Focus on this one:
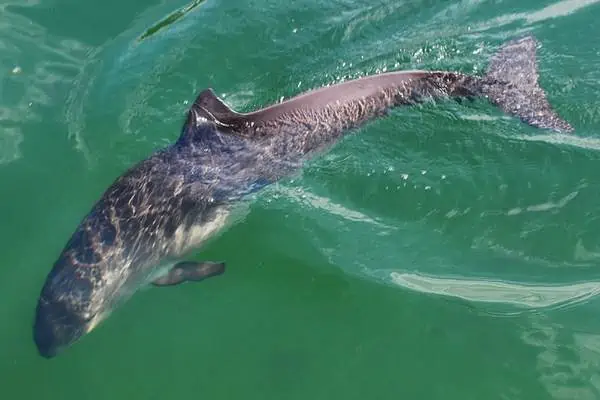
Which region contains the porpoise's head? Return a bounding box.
[33,207,129,359]
[33,274,94,359]
[32,115,231,359]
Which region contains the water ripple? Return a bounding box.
[522,316,600,399]
[0,3,90,165]
[272,185,389,228]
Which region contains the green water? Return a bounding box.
[2,0,600,398]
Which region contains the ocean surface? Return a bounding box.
[2,0,600,398]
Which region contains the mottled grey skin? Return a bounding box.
[33,35,572,358]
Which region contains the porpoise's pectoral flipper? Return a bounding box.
[479,35,573,133]
[151,261,226,287]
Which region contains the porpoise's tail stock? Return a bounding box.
[479,35,573,133]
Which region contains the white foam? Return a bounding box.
[275,185,387,227]
[504,190,579,216]
[389,271,600,309]
[512,133,600,151]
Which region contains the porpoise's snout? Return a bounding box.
[33,295,88,359]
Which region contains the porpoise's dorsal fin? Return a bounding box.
[180,88,246,141]
[192,88,241,124]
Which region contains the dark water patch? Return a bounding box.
[138,0,206,41]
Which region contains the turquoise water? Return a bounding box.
[2,0,600,398]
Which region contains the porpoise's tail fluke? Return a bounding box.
[480,35,573,133]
